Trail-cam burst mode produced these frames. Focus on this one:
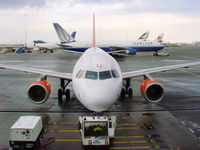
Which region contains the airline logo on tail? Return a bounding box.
[53,23,76,44]
[138,31,150,40]
[156,33,164,42]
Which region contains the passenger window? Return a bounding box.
[85,71,98,80]
[111,70,119,78]
[99,71,112,80]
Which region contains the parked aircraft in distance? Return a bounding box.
[32,30,77,53]
[53,23,164,55]
[0,14,198,112]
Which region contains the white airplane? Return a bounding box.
[54,23,164,55]
[32,30,77,53]
[0,15,200,112]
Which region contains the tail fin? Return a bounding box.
[155,33,164,42]
[71,31,77,39]
[138,31,149,40]
[92,13,96,48]
[33,40,46,46]
[53,23,75,44]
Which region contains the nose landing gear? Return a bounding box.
[121,78,133,98]
[58,79,72,107]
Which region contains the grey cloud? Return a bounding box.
[0,0,47,9]
[73,0,200,15]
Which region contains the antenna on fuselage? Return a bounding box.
[92,13,96,48]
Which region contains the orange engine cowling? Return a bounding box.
[27,80,51,104]
[140,80,164,103]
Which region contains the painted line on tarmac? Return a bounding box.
[58,129,79,132]
[46,127,139,133]
[112,141,147,144]
[49,122,138,126]
[179,69,200,78]
[56,128,138,132]
[109,146,151,149]
[49,122,78,125]
[116,127,138,130]
[179,56,200,61]
[115,136,144,139]
[118,123,138,126]
[55,139,81,142]
[55,139,147,144]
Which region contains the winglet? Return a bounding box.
[92,13,96,48]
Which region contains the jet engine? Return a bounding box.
[126,48,137,55]
[27,80,51,104]
[140,80,164,103]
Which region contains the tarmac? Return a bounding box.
[0,46,200,149]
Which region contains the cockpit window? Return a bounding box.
[99,71,112,80]
[111,70,119,78]
[76,70,85,78]
[85,71,98,80]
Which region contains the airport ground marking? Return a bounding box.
[114,136,144,139]
[49,122,78,125]
[49,122,138,126]
[58,129,79,132]
[118,123,138,126]
[112,141,147,144]
[109,146,151,149]
[55,139,147,144]
[179,69,200,78]
[46,127,139,133]
[116,127,139,130]
[55,139,81,142]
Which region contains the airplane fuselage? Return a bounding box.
[62,40,164,53]
[72,47,123,112]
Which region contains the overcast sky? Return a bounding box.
[0,0,200,44]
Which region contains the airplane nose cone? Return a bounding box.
[82,86,117,112]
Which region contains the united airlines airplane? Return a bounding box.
[54,23,164,55]
[0,15,199,112]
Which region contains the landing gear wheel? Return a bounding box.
[58,89,63,106]
[128,88,133,98]
[153,52,158,56]
[121,88,126,98]
[65,89,70,101]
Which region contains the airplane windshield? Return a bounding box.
[85,71,98,80]
[111,70,119,78]
[99,71,112,80]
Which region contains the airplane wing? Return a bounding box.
[62,50,83,54]
[122,62,200,79]
[0,64,72,80]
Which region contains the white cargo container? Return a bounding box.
[9,116,43,149]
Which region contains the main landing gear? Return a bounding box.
[58,79,71,107]
[121,78,133,98]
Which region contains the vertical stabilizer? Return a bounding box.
[92,14,96,48]
[71,31,77,39]
[138,31,150,40]
[53,23,75,43]
[155,33,164,42]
